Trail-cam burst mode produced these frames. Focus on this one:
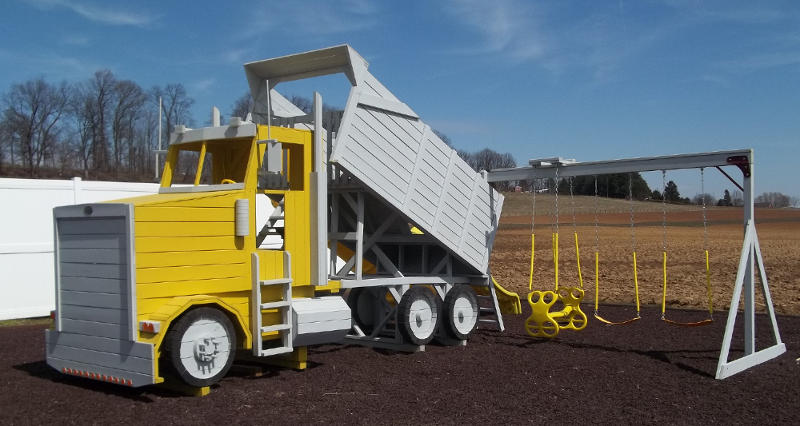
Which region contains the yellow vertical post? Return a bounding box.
[574,232,584,288]
[661,251,668,318]
[632,251,640,314]
[528,234,535,291]
[553,233,559,291]
[193,142,207,186]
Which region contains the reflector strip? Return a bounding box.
[61,368,133,387]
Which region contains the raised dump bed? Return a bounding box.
[245,45,504,275]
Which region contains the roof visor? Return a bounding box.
[244,44,368,120]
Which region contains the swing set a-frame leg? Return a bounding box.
[715,220,786,379]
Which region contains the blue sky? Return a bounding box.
[1,0,798,199]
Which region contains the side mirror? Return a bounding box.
[258,141,289,190]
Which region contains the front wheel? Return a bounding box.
[166,307,236,387]
[397,287,441,345]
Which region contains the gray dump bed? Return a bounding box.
[245,45,504,274]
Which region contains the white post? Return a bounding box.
[356,192,364,280]
[71,177,81,205]
[155,96,162,180]
[311,92,328,286]
[743,156,755,354]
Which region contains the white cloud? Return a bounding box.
[444,0,800,82]
[236,0,378,41]
[443,0,547,62]
[26,0,157,27]
[191,78,216,93]
[0,48,107,80]
[60,34,90,47]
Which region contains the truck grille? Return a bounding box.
[54,204,135,340]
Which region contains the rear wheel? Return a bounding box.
[442,285,479,340]
[348,288,390,335]
[166,307,236,387]
[398,287,441,345]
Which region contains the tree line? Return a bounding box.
[1,76,796,207]
[0,71,194,180]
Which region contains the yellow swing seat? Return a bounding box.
[525,287,587,338]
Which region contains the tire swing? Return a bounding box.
[659,169,714,326]
[593,174,642,326]
[525,172,588,338]
[166,307,237,387]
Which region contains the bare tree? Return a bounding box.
[289,95,312,114]
[0,78,69,176]
[432,128,453,147]
[83,70,117,171]
[692,193,715,206]
[230,91,253,119]
[153,83,194,141]
[69,84,95,178]
[111,80,146,174]
[755,192,792,208]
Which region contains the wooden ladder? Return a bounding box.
[251,252,294,357]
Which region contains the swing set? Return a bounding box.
[489,150,786,379]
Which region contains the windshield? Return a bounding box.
[162,139,251,190]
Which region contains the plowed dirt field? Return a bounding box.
[492,195,800,316]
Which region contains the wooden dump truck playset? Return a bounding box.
[45,45,785,390]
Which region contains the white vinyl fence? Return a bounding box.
[0,177,159,320]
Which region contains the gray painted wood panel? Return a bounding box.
[61,290,126,310]
[59,248,126,265]
[58,217,127,235]
[60,262,127,280]
[46,331,152,359]
[59,234,127,250]
[46,344,151,373]
[61,304,129,325]
[61,318,126,339]
[60,276,125,294]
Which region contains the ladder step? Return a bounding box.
[259,347,293,357]
[261,324,291,333]
[260,301,290,310]
[479,307,496,313]
[478,318,499,323]
[476,295,492,300]
[260,278,293,286]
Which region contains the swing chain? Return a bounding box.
[570,176,578,236]
[553,166,560,235]
[593,176,599,253]
[661,170,667,253]
[628,173,636,252]
[531,178,536,234]
[701,168,708,251]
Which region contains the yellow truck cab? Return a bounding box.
[46,45,509,389]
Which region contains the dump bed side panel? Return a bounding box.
[331,73,504,273]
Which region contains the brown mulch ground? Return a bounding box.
[2,306,798,424]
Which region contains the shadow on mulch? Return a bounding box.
[13,360,163,402]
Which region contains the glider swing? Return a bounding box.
[525,172,588,338]
[659,169,714,326]
[593,174,642,325]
